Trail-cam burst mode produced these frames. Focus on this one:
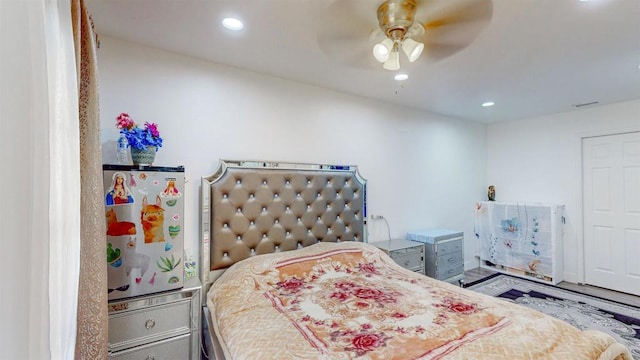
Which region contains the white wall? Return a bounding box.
[487,99,640,282]
[97,37,487,271]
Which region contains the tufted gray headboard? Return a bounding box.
[200,160,367,289]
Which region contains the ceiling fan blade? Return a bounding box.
[416,0,493,61]
[315,0,381,69]
[417,0,493,28]
[421,43,471,61]
[319,35,380,69]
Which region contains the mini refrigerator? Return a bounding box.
[103,164,185,300]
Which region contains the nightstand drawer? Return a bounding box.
[109,299,191,348]
[389,245,423,257]
[110,333,190,360]
[436,239,463,256]
[436,264,464,280]
[392,252,423,270]
[426,251,463,280]
[435,251,463,270]
[373,239,424,273]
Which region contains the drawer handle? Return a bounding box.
[447,258,455,262]
[145,319,156,330]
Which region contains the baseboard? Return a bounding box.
[563,272,579,284]
[464,258,479,271]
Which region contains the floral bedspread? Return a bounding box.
[207,242,630,360]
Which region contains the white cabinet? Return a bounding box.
[475,201,564,285]
[407,229,464,284]
[108,277,201,360]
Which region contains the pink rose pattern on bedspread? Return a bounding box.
[262,248,507,359]
[208,242,628,360]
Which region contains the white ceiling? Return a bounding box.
[86,0,640,123]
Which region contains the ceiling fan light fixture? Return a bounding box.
[383,50,400,70]
[373,38,394,63]
[402,38,424,62]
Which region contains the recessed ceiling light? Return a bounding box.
[222,17,243,31]
[394,73,409,81]
[482,101,495,107]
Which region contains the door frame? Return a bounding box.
[576,127,640,285]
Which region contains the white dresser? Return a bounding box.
[373,239,425,274]
[107,277,201,360]
[476,201,564,285]
[406,229,464,285]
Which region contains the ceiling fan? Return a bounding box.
[316,0,493,71]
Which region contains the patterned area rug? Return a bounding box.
[467,274,640,359]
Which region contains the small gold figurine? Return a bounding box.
[488,185,496,201]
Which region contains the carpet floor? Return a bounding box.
[467,274,640,359]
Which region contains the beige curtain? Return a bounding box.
[72,0,108,358]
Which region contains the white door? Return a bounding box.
[583,131,640,295]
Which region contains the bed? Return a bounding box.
[200,160,632,360]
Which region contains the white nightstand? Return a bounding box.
[107,276,202,360]
[373,239,425,274]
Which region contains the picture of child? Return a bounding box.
[105,172,134,205]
